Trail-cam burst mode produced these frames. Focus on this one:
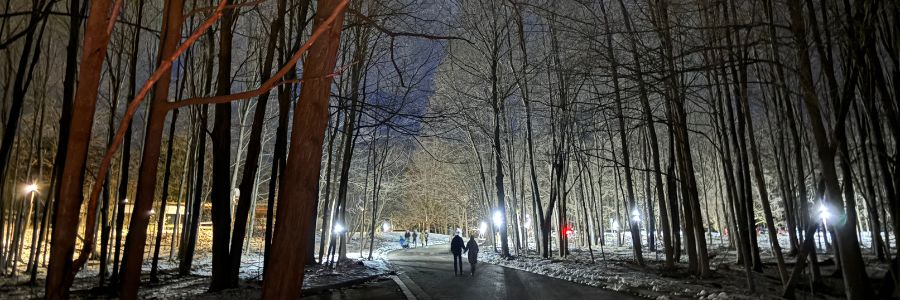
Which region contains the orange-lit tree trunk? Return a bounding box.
[261,0,348,297]
[45,0,116,297]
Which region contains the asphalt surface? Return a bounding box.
[301,277,407,300]
[386,243,644,300]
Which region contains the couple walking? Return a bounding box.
[450,233,479,276]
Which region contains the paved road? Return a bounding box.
[386,244,644,300]
[302,277,407,300]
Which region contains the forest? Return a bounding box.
[0,0,898,299]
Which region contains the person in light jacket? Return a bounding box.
[465,235,479,276]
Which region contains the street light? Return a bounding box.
[382,222,390,233]
[25,183,38,211]
[631,207,641,223]
[25,183,38,194]
[492,210,503,227]
[818,204,831,228]
[333,223,345,234]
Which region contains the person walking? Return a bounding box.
[424,230,429,246]
[450,232,466,276]
[465,235,479,276]
[412,230,419,248]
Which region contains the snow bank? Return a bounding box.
[482,245,786,300]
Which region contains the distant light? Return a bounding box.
[149,209,155,215]
[479,221,487,236]
[565,226,575,237]
[334,223,345,234]
[493,210,503,227]
[819,204,831,222]
[382,222,390,233]
[122,198,129,204]
[611,219,620,231]
[631,208,641,223]
[24,183,38,194]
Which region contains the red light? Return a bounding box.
[564,226,574,237]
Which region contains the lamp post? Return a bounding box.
[25,183,38,213]
[492,210,503,250]
[25,182,38,216]
[818,204,831,228]
[818,204,831,250]
[479,221,487,239]
[523,215,531,252]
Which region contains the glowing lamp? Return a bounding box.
[25,183,38,194]
[492,210,503,227]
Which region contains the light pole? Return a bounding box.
[25,183,38,207]
[818,204,831,250]
[523,215,531,252]
[492,210,503,252]
[25,182,39,224]
[479,221,487,239]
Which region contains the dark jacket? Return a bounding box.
[465,239,479,264]
[450,235,465,255]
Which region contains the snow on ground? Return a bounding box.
[480,231,892,300]
[481,246,780,300]
[343,231,450,260]
[1,229,449,299]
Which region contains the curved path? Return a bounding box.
[386,244,644,300]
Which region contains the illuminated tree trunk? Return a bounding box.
[45,0,117,297]
[261,0,348,297]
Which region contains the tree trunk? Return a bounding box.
[45,0,117,296]
[150,109,180,281]
[209,0,238,291]
[228,0,289,285]
[118,1,184,297]
[787,1,871,297]
[260,0,347,297]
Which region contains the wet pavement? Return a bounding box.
[385,244,644,300]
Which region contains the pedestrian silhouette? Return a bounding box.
[450,233,466,276]
[465,235,479,276]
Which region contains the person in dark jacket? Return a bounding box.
[450,233,466,276]
[465,235,479,276]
